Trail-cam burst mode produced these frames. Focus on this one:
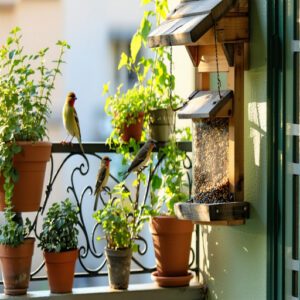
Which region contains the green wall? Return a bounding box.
[200,1,268,299]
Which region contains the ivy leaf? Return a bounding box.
[130,34,142,63]
[118,52,128,70]
[151,174,162,190]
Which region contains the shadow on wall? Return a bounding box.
[199,70,267,299]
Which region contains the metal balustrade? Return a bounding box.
[0,142,199,284]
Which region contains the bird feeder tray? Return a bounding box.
[174,201,250,225]
[178,90,233,119]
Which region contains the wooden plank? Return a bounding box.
[178,90,233,119]
[186,45,201,67]
[168,0,223,20]
[197,44,229,72]
[228,0,248,13]
[194,219,245,225]
[195,72,210,90]
[174,202,250,222]
[222,43,234,66]
[228,43,244,201]
[217,16,249,42]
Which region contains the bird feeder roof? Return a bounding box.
[148,0,238,48]
[178,90,233,119]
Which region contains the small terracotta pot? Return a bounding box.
[0,238,35,296]
[0,141,52,212]
[44,249,78,294]
[121,112,144,142]
[105,247,132,290]
[150,216,194,277]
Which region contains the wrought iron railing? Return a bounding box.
[2,142,199,283]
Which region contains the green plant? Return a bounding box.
[38,199,79,252]
[151,128,192,215]
[0,27,69,246]
[117,0,184,112]
[104,0,184,147]
[104,83,148,145]
[93,182,151,251]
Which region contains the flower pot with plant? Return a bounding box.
[0,27,69,296]
[0,27,69,212]
[104,83,148,144]
[149,130,194,287]
[93,182,150,290]
[38,199,79,294]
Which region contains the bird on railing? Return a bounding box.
[94,156,111,211]
[123,139,156,179]
[62,92,85,153]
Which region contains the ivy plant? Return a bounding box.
[0,27,69,246]
[150,128,192,216]
[38,199,79,253]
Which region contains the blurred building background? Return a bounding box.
[0,0,193,143]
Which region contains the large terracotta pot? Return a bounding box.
[44,249,78,293]
[0,238,35,296]
[0,141,52,212]
[105,247,132,290]
[121,112,144,142]
[150,216,194,277]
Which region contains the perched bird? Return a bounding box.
[123,139,156,179]
[62,92,84,153]
[94,156,111,210]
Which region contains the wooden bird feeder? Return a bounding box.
[148,0,250,225]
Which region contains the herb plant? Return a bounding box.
[38,199,79,253]
[93,183,151,251]
[0,27,69,246]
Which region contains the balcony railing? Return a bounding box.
[0,142,199,286]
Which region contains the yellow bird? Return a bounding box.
[94,156,111,211]
[62,92,84,153]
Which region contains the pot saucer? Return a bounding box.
[151,271,193,287]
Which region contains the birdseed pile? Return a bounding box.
[192,118,232,204]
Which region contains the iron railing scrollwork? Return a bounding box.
[2,142,199,283]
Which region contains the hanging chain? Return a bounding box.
[213,22,222,100]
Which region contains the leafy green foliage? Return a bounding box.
[0,27,69,246]
[104,0,185,147]
[0,209,31,247]
[38,199,79,252]
[93,183,151,251]
[104,83,148,146]
[151,128,192,216]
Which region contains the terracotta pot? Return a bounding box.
[0,141,52,212]
[44,249,78,293]
[149,108,174,142]
[105,247,132,290]
[121,112,144,142]
[150,216,194,277]
[0,238,35,296]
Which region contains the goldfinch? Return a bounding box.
[124,139,156,178]
[94,156,111,210]
[62,92,84,153]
